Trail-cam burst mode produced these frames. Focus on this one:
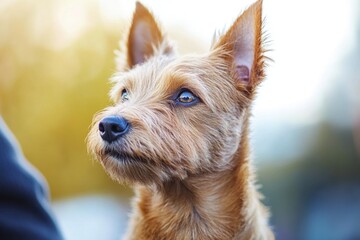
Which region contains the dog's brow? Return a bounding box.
[110,72,127,83]
[109,75,133,103]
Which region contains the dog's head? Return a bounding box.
[87,1,266,185]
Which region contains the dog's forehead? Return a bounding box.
[112,55,212,96]
[133,55,206,83]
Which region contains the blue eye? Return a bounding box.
[175,89,199,106]
[121,89,129,102]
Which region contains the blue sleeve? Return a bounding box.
[0,117,63,240]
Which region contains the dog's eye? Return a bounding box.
[121,89,129,102]
[175,89,199,106]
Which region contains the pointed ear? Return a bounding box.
[126,2,171,68]
[213,0,265,88]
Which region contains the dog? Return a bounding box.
[88,0,274,239]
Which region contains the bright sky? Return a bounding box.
[98,0,357,126]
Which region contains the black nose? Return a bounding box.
[98,116,130,143]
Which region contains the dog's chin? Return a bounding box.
[96,149,174,185]
[104,149,147,165]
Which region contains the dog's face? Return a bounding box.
[87,2,265,185]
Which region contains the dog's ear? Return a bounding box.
[213,0,265,89]
[125,2,172,68]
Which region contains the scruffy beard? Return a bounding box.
[88,127,191,185]
[94,149,179,185]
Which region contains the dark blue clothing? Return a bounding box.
[0,117,63,240]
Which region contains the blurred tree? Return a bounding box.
[0,1,131,198]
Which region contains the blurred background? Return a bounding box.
[0,0,359,239]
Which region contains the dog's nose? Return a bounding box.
[98,116,130,143]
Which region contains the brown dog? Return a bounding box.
[88,1,274,239]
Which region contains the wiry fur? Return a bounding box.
[88,1,274,239]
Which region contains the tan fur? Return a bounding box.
[88,1,274,239]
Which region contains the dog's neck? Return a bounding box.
[159,166,246,237]
[130,122,273,240]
